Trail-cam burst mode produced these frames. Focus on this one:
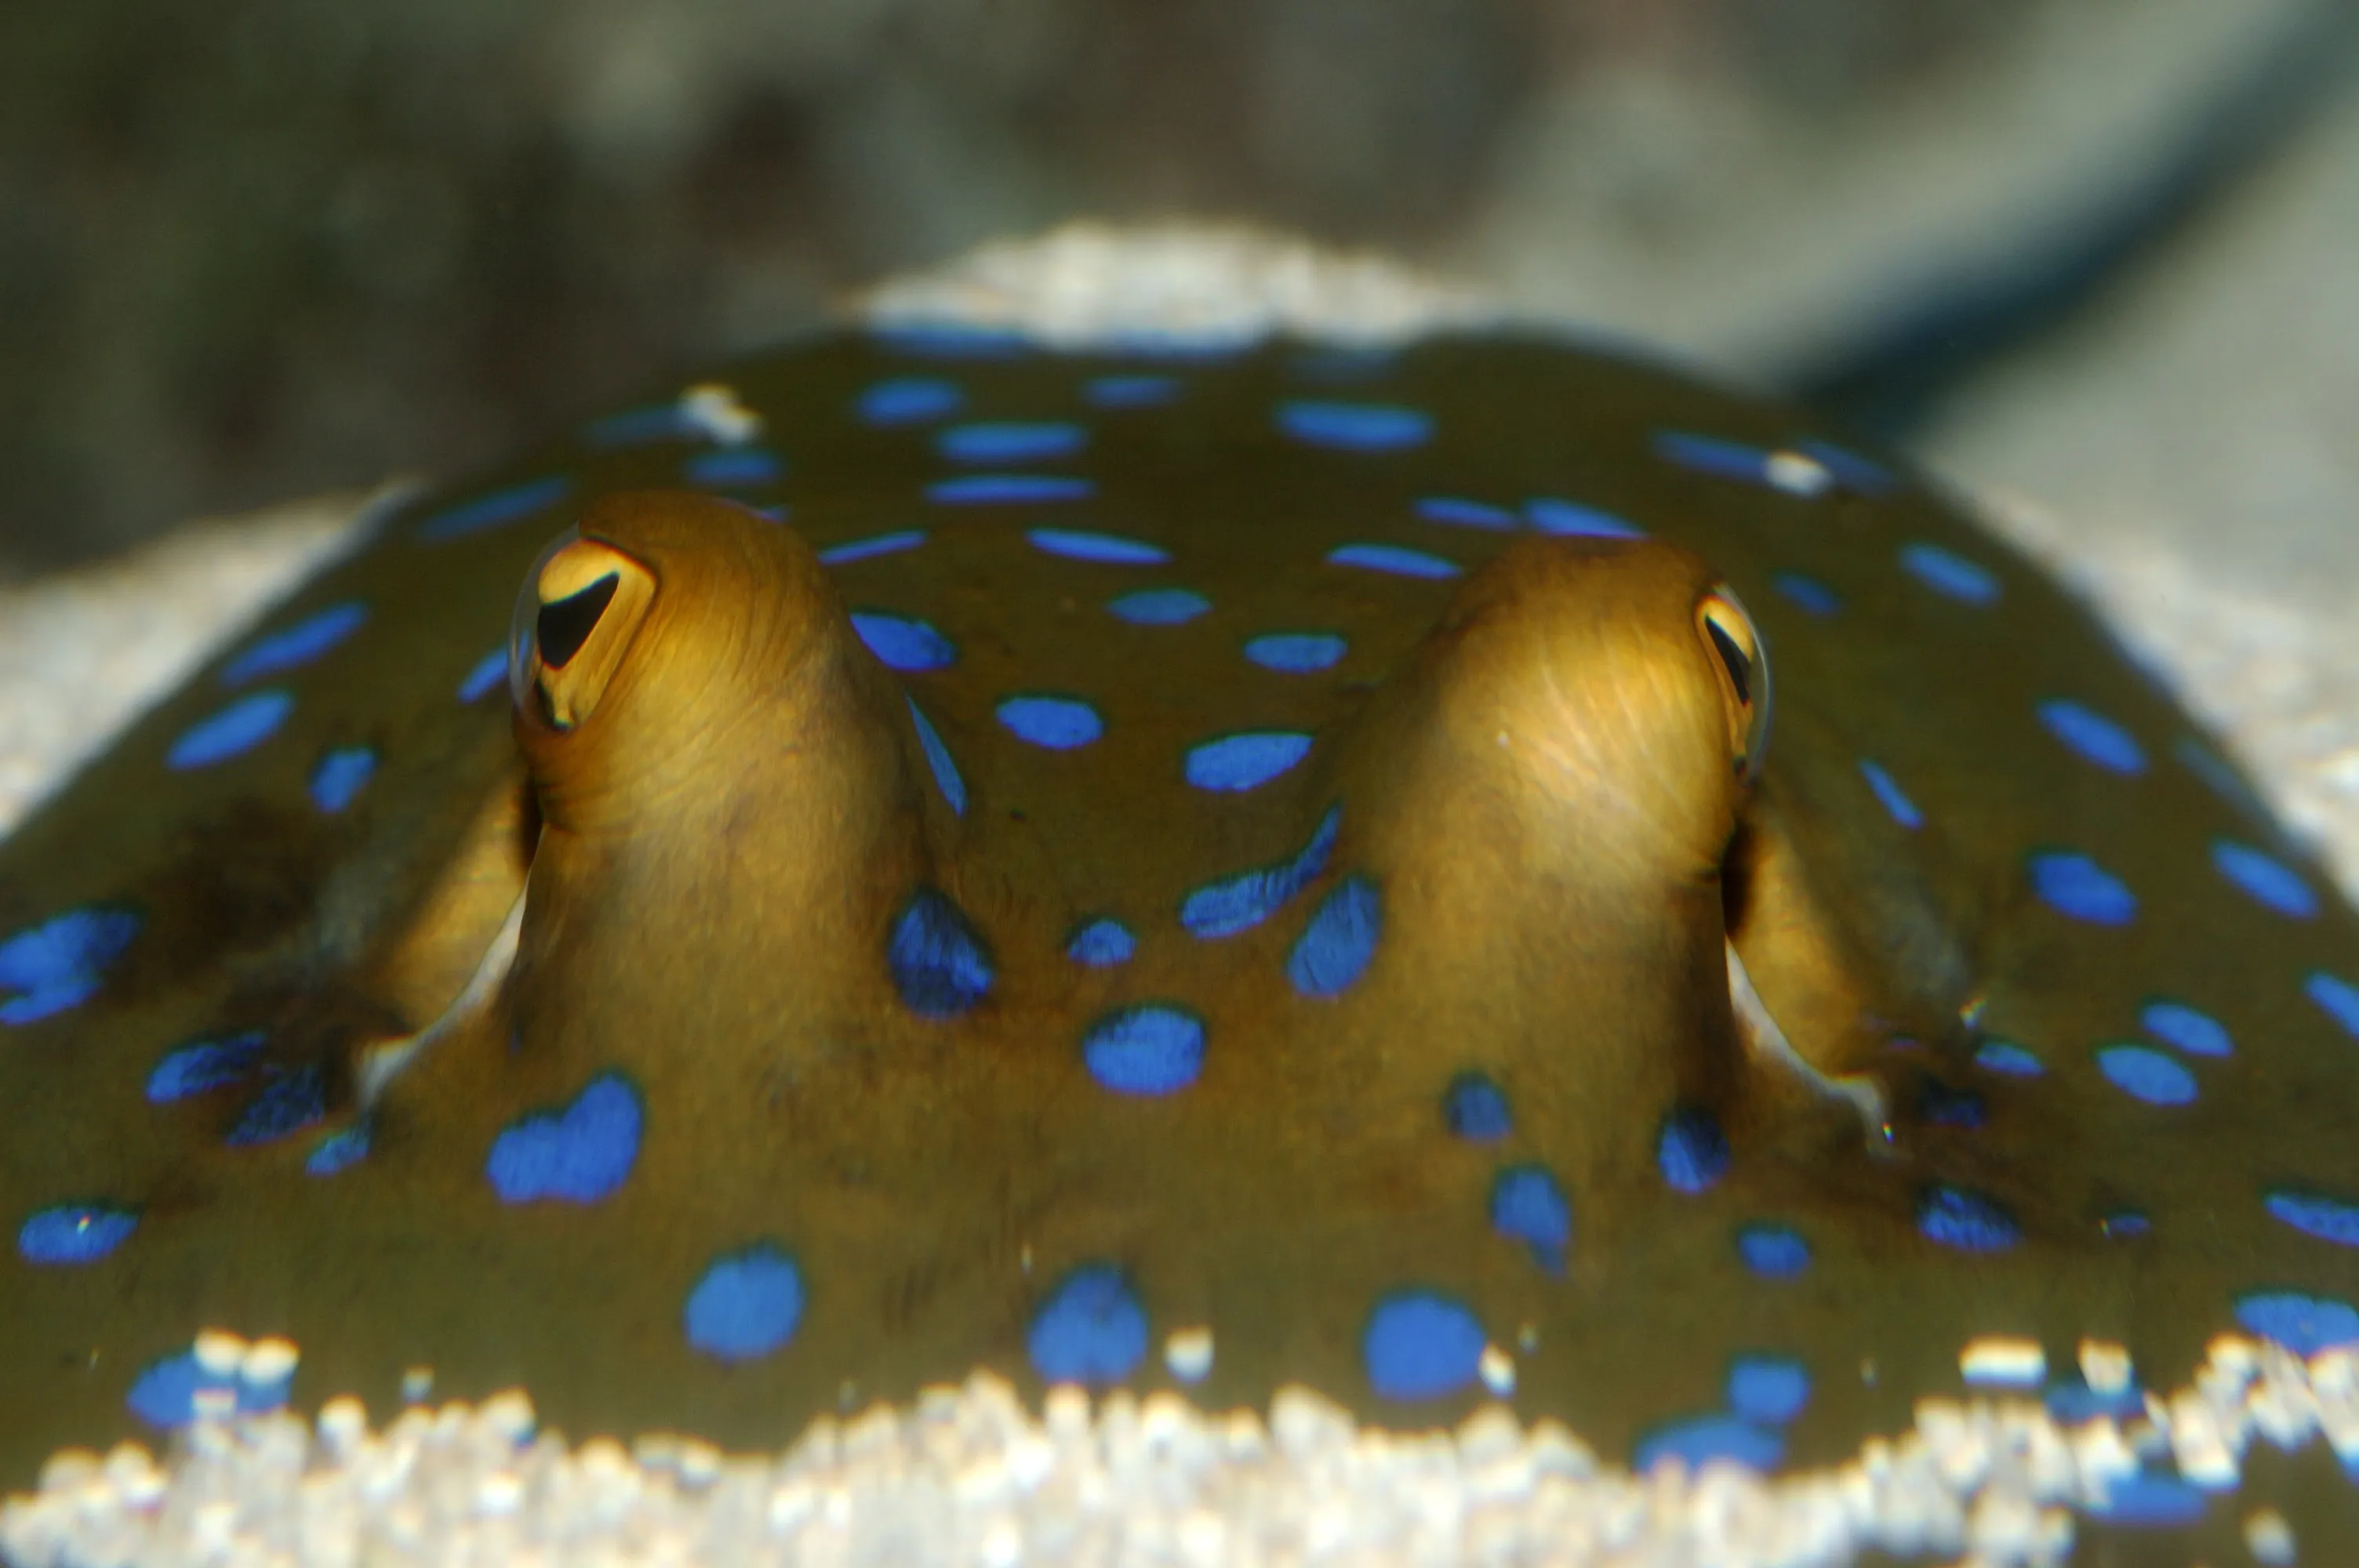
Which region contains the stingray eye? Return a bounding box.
[1696,586,1772,781]
[509,527,656,732]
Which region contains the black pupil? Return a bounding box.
[1705,615,1751,704]
[537,572,620,670]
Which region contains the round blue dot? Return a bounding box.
[1085,375,1176,408]
[1899,543,2000,605]
[1917,1185,2019,1251]
[819,529,927,567]
[1278,401,1431,452]
[930,474,1093,506]
[2101,1208,2152,1240]
[849,612,957,673]
[1363,1290,1485,1402]
[887,887,995,1019]
[1735,1223,1810,1279]
[1064,918,1135,967]
[1656,1107,1729,1194]
[146,1031,264,1103]
[415,476,572,543]
[167,690,293,771]
[1082,1005,1205,1096]
[1771,572,1840,615]
[308,746,376,813]
[2139,1002,2231,1058]
[1634,1415,1783,1473]
[2027,850,2136,925]
[1107,587,1210,626]
[1444,1073,1512,1142]
[1489,1165,1571,1271]
[1797,440,1894,494]
[998,695,1103,750]
[18,1203,137,1265]
[856,377,963,426]
[2035,699,2146,775]
[1245,632,1347,673]
[2265,1189,2359,1248]
[1653,431,1779,488]
[2095,1044,2197,1107]
[1186,731,1313,793]
[126,1352,225,1430]
[225,1065,327,1146]
[1857,760,1923,829]
[457,649,507,702]
[936,421,1085,464]
[684,448,782,488]
[1177,804,1339,940]
[2234,1290,2359,1356]
[683,1243,805,1363]
[1328,543,1460,579]
[2087,1472,2206,1528]
[1027,528,1168,566]
[220,601,369,686]
[2307,971,2359,1040]
[485,1072,644,1204]
[1027,1264,1148,1385]
[305,1126,370,1177]
[1287,874,1381,998]
[1726,1356,1810,1425]
[2212,840,2317,918]
[1973,1040,2045,1077]
[1527,497,1644,539]
[1415,495,1516,530]
[0,906,142,1026]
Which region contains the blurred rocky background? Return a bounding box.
[4,0,2352,578]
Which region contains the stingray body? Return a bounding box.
[2,329,2357,1541]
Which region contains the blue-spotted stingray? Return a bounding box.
[2,328,2357,1545]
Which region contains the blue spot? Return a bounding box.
[684,1243,805,1363]
[1328,543,1460,579]
[1186,731,1313,793]
[1917,1185,2019,1251]
[2047,1379,2146,1425]
[906,699,965,816]
[18,1203,137,1265]
[849,612,956,673]
[308,746,376,813]
[220,602,368,686]
[2307,971,2359,1040]
[2027,850,2136,925]
[2212,840,2317,918]
[873,322,1030,360]
[1528,497,1645,539]
[2095,1045,2196,1107]
[1180,804,1339,938]
[998,695,1103,750]
[1065,918,1135,967]
[0,906,140,1026]
[1736,1223,1810,1279]
[929,474,1093,506]
[2236,1290,2359,1356]
[415,477,571,543]
[1082,1005,1205,1096]
[856,377,964,426]
[2141,1002,2231,1058]
[457,649,507,702]
[1027,528,1169,566]
[224,1067,326,1147]
[684,448,782,488]
[1857,760,1923,829]
[1107,587,1210,626]
[2087,1472,2207,1528]
[1918,1080,1986,1129]
[1899,543,2001,606]
[1489,1165,1571,1272]
[1416,495,1516,530]
[936,421,1085,464]
[1245,632,1347,673]
[819,529,926,566]
[167,690,293,771]
[888,888,994,1019]
[1027,1264,1149,1385]
[1278,401,1430,452]
[582,405,691,447]
[1363,1290,1485,1401]
[305,1126,369,1177]
[1656,1107,1728,1193]
[1287,875,1381,998]
[2266,1189,2359,1248]
[1727,1356,1810,1425]
[1772,572,1840,615]
[1652,432,1780,488]
[1974,1040,2044,1076]
[2102,1209,2152,1240]
[485,1073,644,1204]
[146,1031,265,1103]
[1796,440,1895,495]
[1634,1416,1783,1473]
[1444,1073,1512,1142]
[1086,375,1178,408]
[125,1350,285,1429]
[2035,699,2146,775]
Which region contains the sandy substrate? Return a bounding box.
[2,227,2356,1564]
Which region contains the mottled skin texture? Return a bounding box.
[2,333,2356,1555]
